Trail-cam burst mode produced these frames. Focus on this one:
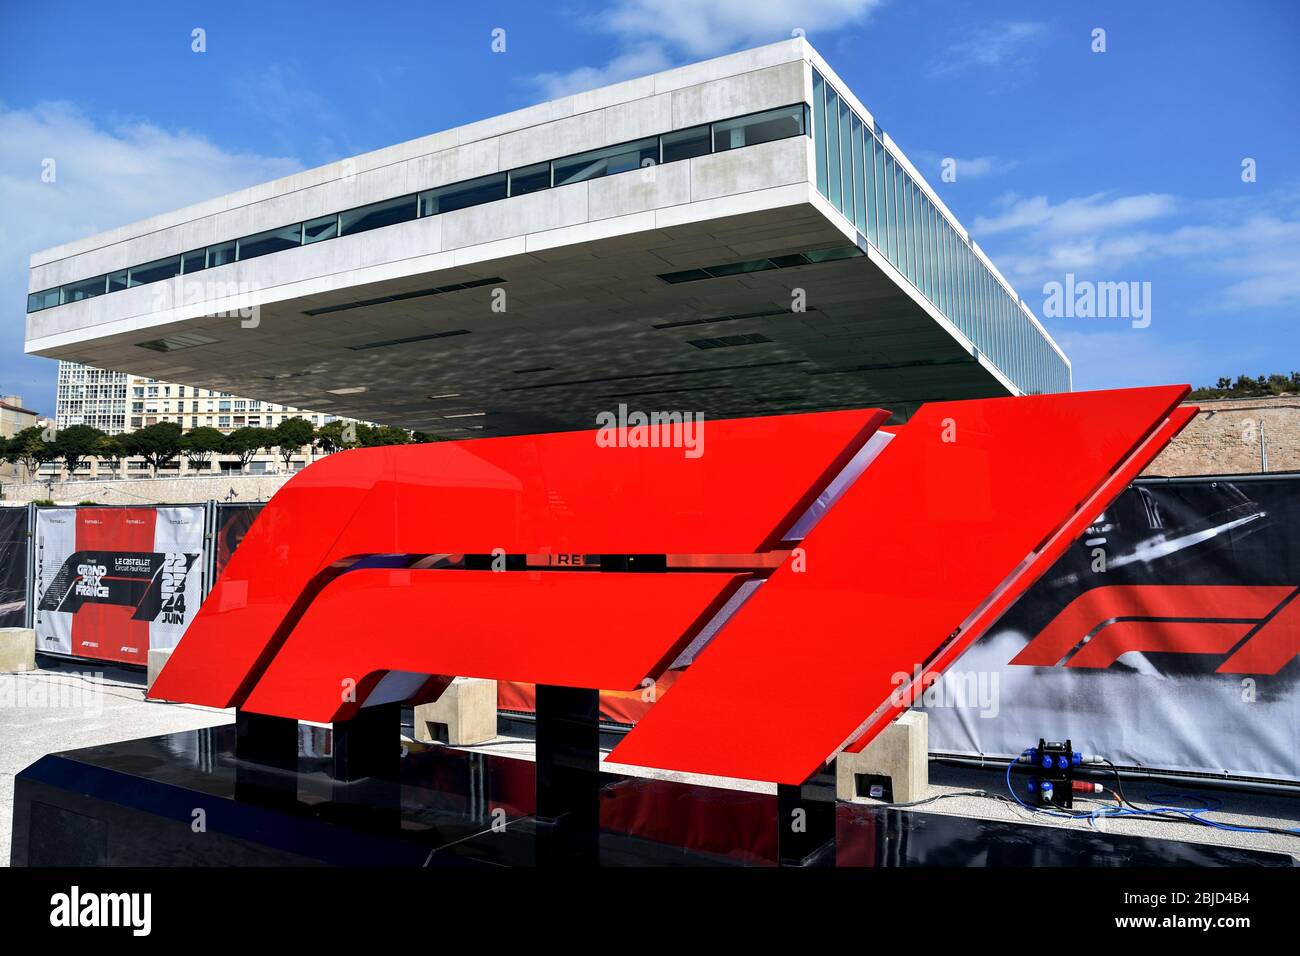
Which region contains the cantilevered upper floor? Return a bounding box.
[25,38,1068,437]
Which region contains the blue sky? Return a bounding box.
[1,0,1297,415]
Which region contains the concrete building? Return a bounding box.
[41,360,364,482]
[54,360,353,435]
[51,362,127,433]
[0,396,38,439]
[24,39,1069,436]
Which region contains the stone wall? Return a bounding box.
[1145,395,1300,477]
[0,472,291,505]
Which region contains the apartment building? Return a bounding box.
[46,361,360,479]
[0,395,39,439]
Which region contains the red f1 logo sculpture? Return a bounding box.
[151,385,1195,784]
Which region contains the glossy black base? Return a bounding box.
[10,724,1292,867]
[837,804,1293,867]
[11,723,784,867]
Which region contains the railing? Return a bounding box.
[811,68,1069,395]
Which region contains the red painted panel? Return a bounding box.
[240,568,747,722]
[151,409,886,709]
[609,385,1192,783]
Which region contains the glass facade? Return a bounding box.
[29,102,810,316]
[660,125,711,164]
[303,214,339,244]
[339,195,419,235]
[419,173,508,216]
[63,275,107,303]
[712,104,806,152]
[809,68,1069,395]
[238,223,302,261]
[208,240,237,267]
[507,163,551,197]
[554,138,658,185]
[128,257,181,287]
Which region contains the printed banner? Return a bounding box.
[0,506,29,627]
[921,475,1299,782]
[34,506,205,664]
[214,503,263,577]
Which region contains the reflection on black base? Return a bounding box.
[535,685,601,866]
[836,804,1293,867]
[11,724,783,867]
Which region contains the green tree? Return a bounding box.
[8,426,55,480]
[411,431,442,444]
[123,422,183,475]
[1189,371,1300,400]
[180,426,226,471]
[356,424,413,447]
[223,427,274,472]
[94,433,126,479]
[314,419,358,455]
[53,424,107,477]
[273,417,316,469]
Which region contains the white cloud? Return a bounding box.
[531,0,883,99]
[534,45,673,100]
[0,101,302,412]
[1210,218,1300,310]
[933,21,1046,75]
[977,187,1300,314]
[973,192,1180,238]
[974,186,1299,392]
[601,0,883,58]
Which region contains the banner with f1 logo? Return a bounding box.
[34,506,204,665]
[922,474,1299,782]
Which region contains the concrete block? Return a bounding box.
[442,182,588,251]
[0,628,36,673]
[588,162,690,221]
[413,677,497,746]
[689,137,807,203]
[146,646,173,694]
[670,60,804,129]
[603,93,673,144]
[836,710,928,804]
[499,110,605,171]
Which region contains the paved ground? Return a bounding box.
[3,657,1297,865]
[899,764,1300,860]
[1,658,230,866]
